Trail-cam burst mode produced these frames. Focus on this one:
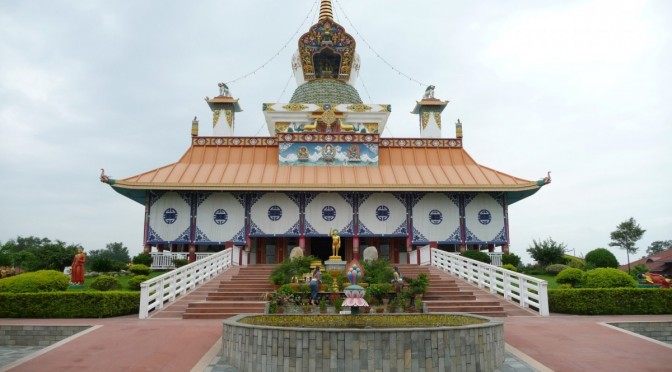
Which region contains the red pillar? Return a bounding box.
[188,245,196,263]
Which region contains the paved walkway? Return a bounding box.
[1,314,671,371]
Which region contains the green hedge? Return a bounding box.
[0,292,139,318]
[0,270,69,293]
[549,288,672,315]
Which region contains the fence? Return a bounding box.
[139,247,240,319]
[430,249,549,316]
[149,252,217,270]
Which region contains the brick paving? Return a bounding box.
[2,314,671,371]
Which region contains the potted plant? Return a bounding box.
[414,295,423,313]
[333,296,344,313]
[387,296,399,313]
[318,297,327,314]
[374,305,385,314]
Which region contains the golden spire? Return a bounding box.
[319,0,333,21]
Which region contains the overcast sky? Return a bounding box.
[1,0,670,265]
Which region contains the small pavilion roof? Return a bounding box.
[107,137,546,205]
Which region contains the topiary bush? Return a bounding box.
[582,268,637,288]
[90,275,122,291]
[172,258,189,268]
[132,253,153,266]
[128,264,150,276]
[545,264,570,276]
[127,275,148,291]
[460,250,491,264]
[502,253,522,267]
[556,268,585,287]
[501,264,517,272]
[0,270,69,293]
[563,255,585,269]
[585,248,618,269]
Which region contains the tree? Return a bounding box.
[646,240,672,256]
[0,236,80,272]
[584,248,618,269]
[609,217,645,274]
[87,242,131,272]
[527,237,566,266]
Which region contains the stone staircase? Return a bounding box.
[396,264,536,317]
[150,265,275,319]
[152,263,536,319]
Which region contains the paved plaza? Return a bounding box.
[1,314,671,371]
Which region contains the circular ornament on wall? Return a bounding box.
[163,208,178,224]
[478,209,492,225]
[213,209,228,225]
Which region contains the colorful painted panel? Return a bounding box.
[147,191,191,243]
[464,193,507,244]
[249,192,301,236]
[412,193,461,244]
[358,193,407,236]
[194,192,246,244]
[304,192,354,236]
[279,142,378,166]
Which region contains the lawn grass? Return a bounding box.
[68,271,165,292]
[529,274,558,289]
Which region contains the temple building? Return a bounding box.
[101,0,550,265]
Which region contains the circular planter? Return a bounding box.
[221,313,504,371]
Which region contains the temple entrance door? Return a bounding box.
[308,237,337,262]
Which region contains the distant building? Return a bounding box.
[619,248,672,275]
[101,0,550,265]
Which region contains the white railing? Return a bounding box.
[139,248,235,319]
[429,249,549,316]
[488,252,503,267]
[419,245,431,265]
[150,252,217,270]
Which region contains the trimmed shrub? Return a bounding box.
[127,275,148,291]
[128,264,150,276]
[545,264,570,276]
[563,255,585,269]
[460,250,491,264]
[583,268,637,288]
[0,292,140,318]
[132,253,153,266]
[585,248,618,269]
[90,275,122,291]
[172,258,189,268]
[0,270,69,293]
[556,268,584,287]
[501,264,517,272]
[502,253,522,267]
[549,288,672,315]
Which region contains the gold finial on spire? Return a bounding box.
[319,0,333,21]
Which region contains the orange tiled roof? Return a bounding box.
[619,248,672,273]
[111,140,539,194]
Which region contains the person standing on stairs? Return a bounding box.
[310,266,321,305]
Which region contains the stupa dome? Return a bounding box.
[289,79,363,105]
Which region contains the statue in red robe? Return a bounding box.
[71,248,86,285]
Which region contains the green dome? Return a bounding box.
[290,79,362,105]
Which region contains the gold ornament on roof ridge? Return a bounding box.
[283,103,309,111]
[347,104,372,112]
[433,112,442,129]
[212,110,221,127]
[225,110,233,127]
[421,112,430,130]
